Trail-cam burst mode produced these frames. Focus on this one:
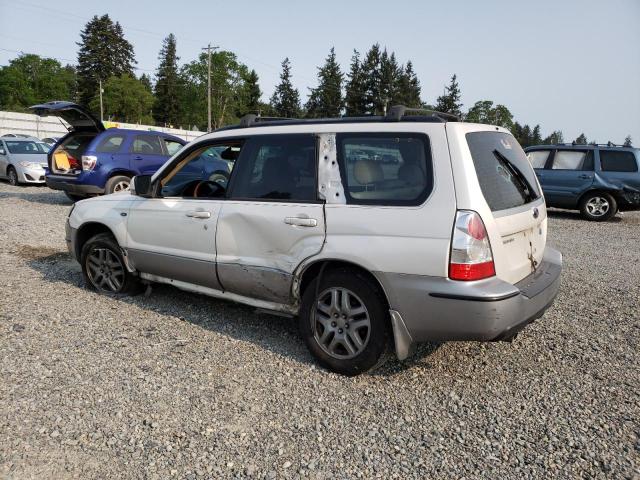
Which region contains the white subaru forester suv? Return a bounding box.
[65,106,562,375]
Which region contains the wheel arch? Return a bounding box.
[74,222,117,260]
[296,258,391,310]
[577,188,620,206]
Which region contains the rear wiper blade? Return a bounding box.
[493,149,537,202]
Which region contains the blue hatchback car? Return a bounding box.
[30,102,189,201]
[525,144,640,221]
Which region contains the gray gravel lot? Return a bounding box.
[0,182,639,479]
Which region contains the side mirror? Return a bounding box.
[0,147,5,155]
[131,174,153,197]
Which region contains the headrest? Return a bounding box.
[354,159,383,185]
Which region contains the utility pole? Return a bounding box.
[99,78,104,121]
[202,43,219,132]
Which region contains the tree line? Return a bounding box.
[0,14,632,147]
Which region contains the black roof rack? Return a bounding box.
[385,105,460,122]
[222,105,459,132]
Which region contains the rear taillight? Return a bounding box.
[82,155,97,171]
[449,210,495,281]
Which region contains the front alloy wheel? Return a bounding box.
[585,196,610,217]
[86,247,125,292]
[580,192,617,221]
[80,233,140,295]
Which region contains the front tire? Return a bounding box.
[80,233,140,295]
[299,269,391,376]
[580,192,617,221]
[7,166,19,186]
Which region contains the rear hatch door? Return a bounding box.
[465,131,546,284]
[29,101,104,133]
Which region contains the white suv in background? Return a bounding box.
[65,107,562,375]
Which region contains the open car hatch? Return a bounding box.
[29,101,105,133]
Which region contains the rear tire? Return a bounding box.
[80,233,141,295]
[299,269,391,376]
[7,166,19,186]
[579,192,617,221]
[105,175,131,195]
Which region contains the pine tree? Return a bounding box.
[139,73,153,93]
[241,69,262,115]
[395,61,421,107]
[154,33,180,127]
[435,74,462,117]
[362,44,383,115]
[623,135,632,147]
[532,125,542,145]
[543,131,564,144]
[306,47,343,118]
[270,58,301,118]
[378,49,400,113]
[76,14,136,107]
[344,50,367,116]
[574,133,588,145]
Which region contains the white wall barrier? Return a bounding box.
[0,110,205,142]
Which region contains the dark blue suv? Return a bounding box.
[30,102,187,201]
[525,144,640,221]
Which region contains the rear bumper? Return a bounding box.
[46,174,104,195]
[376,247,562,357]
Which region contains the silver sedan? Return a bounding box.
[0,137,49,185]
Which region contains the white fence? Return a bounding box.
[0,110,205,142]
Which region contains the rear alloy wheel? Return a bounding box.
[105,175,131,195]
[299,269,390,376]
[7,166,19,186]
[580,192,617,221]
[80,233,140,295]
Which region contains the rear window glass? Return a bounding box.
[131,135,164,155]
[164,139,183,156]
[527,150,550,169]
[466,132,541,212]
[336,133,433,206]
[96,135,125,153]
[552,150,594,171]
[600,150,638,172]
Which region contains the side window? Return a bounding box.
[600,150,638,172]
[160,141,241,198]
[230,134,317,201]
[527,150,551,169]
[131,135,164,155]
[336,133,432,205]
[551,150,594,171]
[96,135,125,153]
[164,139,183,156]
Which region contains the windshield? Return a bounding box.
[6,141,49,154]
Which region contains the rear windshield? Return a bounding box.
[466,132,541,212]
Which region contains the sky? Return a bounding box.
[1,0,639,143]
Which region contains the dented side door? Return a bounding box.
[214,133,327,305]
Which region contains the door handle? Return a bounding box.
[284,216,317,227]
[134,156,143,161]
[578,174,592,179]
[186,210,211,219]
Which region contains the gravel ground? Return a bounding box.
[0,182,638,480]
